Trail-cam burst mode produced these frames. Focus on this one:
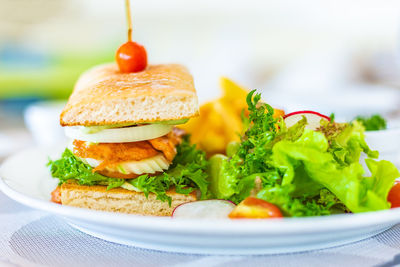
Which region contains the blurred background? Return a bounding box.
[1,0,400,158]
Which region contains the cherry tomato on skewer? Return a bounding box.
[116,41,147,73]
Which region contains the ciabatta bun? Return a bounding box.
[60,63,199,126]
[60,182,197,216]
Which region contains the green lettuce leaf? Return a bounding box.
[130,138,210,204]
[48,137,209,205]
[320,120,378,165]
[354,114,387,131]
[257,187,347,217]
[47,149,125,190]
[209,106,307,203]
[268,129,398,213]
[362,159,400,209]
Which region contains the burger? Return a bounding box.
[48,63,209,216]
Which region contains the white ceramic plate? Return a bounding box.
[1,147,400,255]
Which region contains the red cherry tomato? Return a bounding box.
[116,41,147,73]
[229,197,283,219]
[388,181,400,208]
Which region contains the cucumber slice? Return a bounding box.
[80,118,190,134]
[65,124,173,143]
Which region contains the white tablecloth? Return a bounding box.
[1,191,400,267]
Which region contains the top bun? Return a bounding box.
[60,63,199,126]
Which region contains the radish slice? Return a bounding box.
[283,110,330,130]
[172,200,236,219]
[64,124,173,143]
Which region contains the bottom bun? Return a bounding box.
[60,182,197,216]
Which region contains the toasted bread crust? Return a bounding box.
[60,182,197,216]
[60,63,199,126]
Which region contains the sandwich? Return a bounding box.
[48,63,209,216]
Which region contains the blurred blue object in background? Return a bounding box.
[0,42,49,69]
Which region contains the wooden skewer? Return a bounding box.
[125,0,132,42]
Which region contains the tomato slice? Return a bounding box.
[388,181,400,208]
[229,197,283,219]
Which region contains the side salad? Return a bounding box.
[178,90,400,219]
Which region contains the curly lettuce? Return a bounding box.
[48,137,209,205]
[129,137,209,204]
[47,149,125,190]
